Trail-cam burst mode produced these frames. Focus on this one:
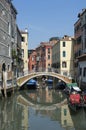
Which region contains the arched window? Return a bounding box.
[2,63,6,71]
[63,51,66,57]
[62,61,67,68]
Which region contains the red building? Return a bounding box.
[36,41,55,71]
[28,50,36,71]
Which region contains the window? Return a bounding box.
[42,47,45,52]
[32,65,34,69]
[32,56,34,61]
[80,68,82,76]
[85,38,86,48]
[63,71,67,76]
[48,48,50,53]
[48,55,50,59]
[48,64,50,66]
[63,42,66,47]
[62,61,67,68]
[63,51,66,57]
[64,109,67,116]
[83,67,86,77]
[85,15,86,22]
[8,22,11,35]
[8,44,10,57]
[8,65,10,71]
[22,49,24,58]
[2,9,5,16]
[22,36,25,42]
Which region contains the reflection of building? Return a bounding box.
[45,88,53,103]
[52,35,75,78]
[61,104,74,128]
[0,95,29,130]
[22,106,29,130]
[21,29,28,74]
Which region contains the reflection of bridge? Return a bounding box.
[17,95,67,110]
[17,71,72,87]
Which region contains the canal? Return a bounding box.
[0,88,86,130]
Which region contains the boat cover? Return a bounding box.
[69,94,81,104]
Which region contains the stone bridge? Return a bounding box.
[17,71,72,87]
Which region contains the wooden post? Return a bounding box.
[12,71,14,94]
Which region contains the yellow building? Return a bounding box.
[52,35,75,78]
[21,29,28,74]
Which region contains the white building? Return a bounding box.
[52,35,75,78]
[21,29,28,75]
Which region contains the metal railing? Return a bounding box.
[22,67,72,79]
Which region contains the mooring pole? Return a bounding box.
[12,71,14,94]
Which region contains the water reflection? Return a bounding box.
[20,89,65,105]
[0,89,86,130]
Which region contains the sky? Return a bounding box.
[12,0,86,49]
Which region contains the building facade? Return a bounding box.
[52,35,75,78]
[0,0,17,76]
[74,15,82,81]
[36,42,53,72]
[16,26,23,77]
[76,9,86,89]
[21,29,28,75]
[28,50,36,71]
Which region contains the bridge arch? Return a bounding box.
[17,72,72,87]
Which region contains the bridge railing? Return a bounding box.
[21,67,72,80]
[22,68,58,76]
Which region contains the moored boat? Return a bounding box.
[68,91,82,111]
[26,79,38,89]
[80,90,86,108]
[46,79,53,84]
[46,79,53,89]
[64,82,81,95]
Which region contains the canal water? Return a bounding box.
[0,88,86,130]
